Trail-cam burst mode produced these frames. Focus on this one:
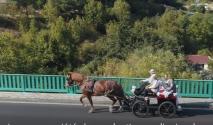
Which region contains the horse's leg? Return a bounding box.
[107,96,117,112]
[107,96,117,105]
[87,95,95,113]
[80,94,87,107]
[118,99,123,112]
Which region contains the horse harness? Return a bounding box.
[84,80,96,93]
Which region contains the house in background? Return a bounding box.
[186,55,209,71]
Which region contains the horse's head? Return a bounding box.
[65,72,85,87]
[65,73,75,87]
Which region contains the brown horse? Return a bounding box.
[65,72,125,113]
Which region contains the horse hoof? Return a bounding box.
[109,106,113,113]
[88,109,94,113]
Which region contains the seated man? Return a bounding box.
[134,69,159,96]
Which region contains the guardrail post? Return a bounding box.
[21,75,26,92]
[20,75,26,94]
[211,81,213,99]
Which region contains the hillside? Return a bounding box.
[0,0,212,79]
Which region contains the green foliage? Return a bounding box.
[57,0,86,20]
[68,16,99,43]
[103,21,132,59]
[42,0,58,22]
[130,17,158,48]
[189,5,206,13]
[208,61,213,72]
[111,0,130,21]
[156,9,186,53]
[97,46,191,78]
[17,29,53,73]
[10,0,46,9]
[48,17,76,72]
[84,0,105,25]
[187,13,213,53]
[0,0,212,79]
[127,0,165,19]
[78,40,97,64]
[0,32,17,73]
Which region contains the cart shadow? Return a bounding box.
[174,102,213,118]
[91,102,213,118]
[175,108,213,118]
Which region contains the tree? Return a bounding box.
[57,0,86,20]
[84,0,105,25]
[48,17,76,72]
[16,30,54,73]
[10,0,46,17]
[98,46,193,79]
[100,21,131,59]
[127,0,165,19]
[156,9,187,53]
[68,16,99,43]
[0,32,17,73]
[187,13,213,53]
[10,0,46,9]
[130,17,158,49]
[111,0,130,21]
[42,0,58,22]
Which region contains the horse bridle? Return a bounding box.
[66,75,75,86]
[66,75,84,87]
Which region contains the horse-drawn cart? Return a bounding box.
[121,87,181,118]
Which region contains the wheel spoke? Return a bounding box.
[159,102,176,117]
[132,101,148,117]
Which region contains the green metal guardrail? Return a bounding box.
[175,79,213,98]
[0,74,79,94]
[0,74,213,98]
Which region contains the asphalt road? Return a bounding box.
[0,102,212,125]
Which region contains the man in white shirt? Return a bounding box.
[132,69,159,96]
[142,69,158,93]
[141,69,159,96]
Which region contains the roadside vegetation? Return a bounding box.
[0,0,212,79]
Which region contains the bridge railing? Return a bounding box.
[0,74,79,94]
[0,74,213,98]
[175,79,213,98]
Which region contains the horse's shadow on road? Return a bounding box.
[93,107,109,113]
[91,106,128,114]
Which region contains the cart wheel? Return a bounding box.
[158,101,176,118]
[132,100,149,118]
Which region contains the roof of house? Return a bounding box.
[186,55,209,64]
